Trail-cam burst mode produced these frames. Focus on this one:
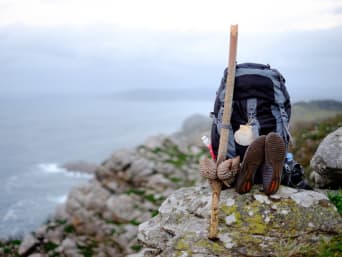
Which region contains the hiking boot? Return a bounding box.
[235,135,266,194]
[262,132,286,195]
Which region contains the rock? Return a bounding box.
[310,127,342,188]
[61,238,77,250]
[45,227,63,245]
[127,248,161,257]
[144,174,174,192]
[137,185,342,257]
[128,158,155,184]
[28,254,43,257]
[171,114,211,150]
[64,249,83,257]
[102,149,135,172]
[104,194,142,223]
[62,160,99,174]
[143,135,168,149]
[18,234,38,255]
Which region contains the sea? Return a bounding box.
[0,93,213,239]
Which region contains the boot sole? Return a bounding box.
[235,135,265,194]
[263,133,285,195]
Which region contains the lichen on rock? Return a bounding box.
[135,185,342,257]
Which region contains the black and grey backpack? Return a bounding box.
[211,63,291,160]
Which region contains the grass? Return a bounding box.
[328,190,342,215]
[77,241,97,257]
[129,219,140,226]
[144,194,165,204]
[64,224,76,233]
[289,114,342,170]
[43,241,58,252]
[149,209,159,217]
[125,188,146,196]
[131,244,143,252]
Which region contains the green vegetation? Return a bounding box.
[129,219,140,226]
[290,114,342,169]
[328,190,342,215]
[291,100,342,124]
[64,224,76,233]
[125,188,146,196]
[55,219,67,225]
[77,241,97,257]
[149,209,159,217]
[144,194,165,205]
[43,241,58,252]
[0,240,21,257]
[286,235,342,257]
[140,138,207,169]
[131,244,143,252]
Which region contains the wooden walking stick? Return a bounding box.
[208,24,238,240]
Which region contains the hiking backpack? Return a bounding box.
[211,63,291,160]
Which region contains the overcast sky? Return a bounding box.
[0,0,342,101]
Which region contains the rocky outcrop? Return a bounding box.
[13,115,209,257]
[62,161,99,174]
[5,115,341,257]
[310,127,342,188]
[134,185,342,257]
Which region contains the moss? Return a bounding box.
[129,219,140,226]
[328,190,342,215]
[244,214,267,234]
[55,219,67,225]
[175,238,190,250]
[290,114,342,170]
[144,194,165,204]
[221,204,237,216]
[131,244,143,252]
[64,224,75,233]
[170,177,183,183]
[0,240,21,257]
[318,235,342,257]
[194,239,227,255]
[77,241,97,257]
[125,188,146,196]
[149,209,159,217]
[44,241,58,252]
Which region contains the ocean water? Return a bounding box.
[0,93,213,238]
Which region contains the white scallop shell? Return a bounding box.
[234,125,256,146]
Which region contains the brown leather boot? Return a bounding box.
[262,132,286,195]
[235,135,266,194]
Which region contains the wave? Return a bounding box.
[37,163,93,179]
[46,195,68,204]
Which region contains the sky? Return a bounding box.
[0,0,342,101]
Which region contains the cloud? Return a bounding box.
[0,24,341,101]
[1,0,342,32]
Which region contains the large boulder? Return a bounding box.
[134,185,342,257]
[171,114,211,150]
[310,127,342,188]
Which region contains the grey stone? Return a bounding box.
[310,127,342,188]
[61,238,77,250]
[145,174,174,192]
[104,194,141,222]
[137,185,342,257]
[62,160,99,174]
[18,234,38,255]
[64,249,83,257]
[28,254,43,257]
[45,227,63,244]
[126,248,161,257]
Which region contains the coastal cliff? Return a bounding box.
[1,113,342,257]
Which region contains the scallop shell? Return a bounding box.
[234,125,256,146]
